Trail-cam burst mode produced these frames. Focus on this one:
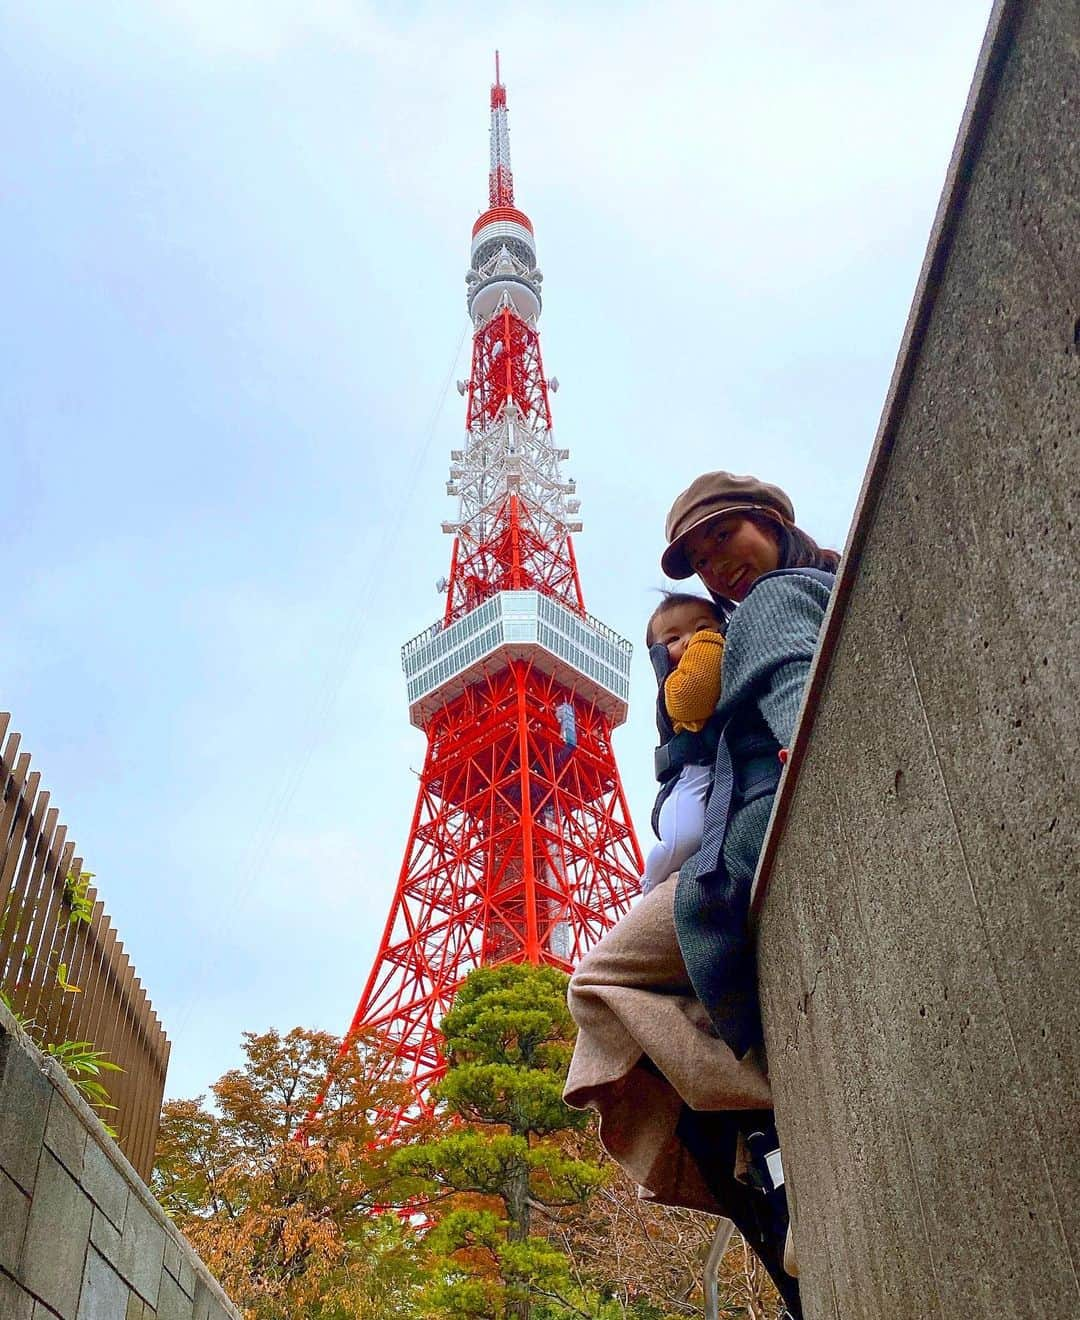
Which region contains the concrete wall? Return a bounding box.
[755,1,1078,1316]
[0,1000,240,1320]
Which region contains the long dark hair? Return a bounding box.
[775,522,841,573]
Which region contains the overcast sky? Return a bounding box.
[1,0,994,1101]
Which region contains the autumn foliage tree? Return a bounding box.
[153,1026,422,1320]
[543,1146,785,1320]
[153,1007,783,1319]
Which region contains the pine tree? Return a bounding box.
[393,964,607,1319]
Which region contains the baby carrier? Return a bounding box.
[648,638,725,838]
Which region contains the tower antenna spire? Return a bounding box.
[489,50,513,206]
[317,65,642,1135]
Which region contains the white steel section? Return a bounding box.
[454,233,569,547]
[490,103,512,186]
[467,243,541,313]
[471,220,535,260]
[402,590,631,729]
[468,277,540,323]
[467,242,543,323]
[444,399,581,543]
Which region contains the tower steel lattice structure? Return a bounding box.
[340,58,642,1122]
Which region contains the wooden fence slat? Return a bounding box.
[109,945,139,1154]
[110,954,138,1155]
[72,896,109,1048]
[97,923,124,1039]
[137,1035,169,1178]
[0,785,45,984]
[0,732,25,809]
[127,977,156,1175]
[49,859,97,1046]
[120,966,147,1159]
[9,797,58,992]
[9,817,64,1023]
[0,769,41,934]
[0,729,18,844]
[0,786,52,999]
[0,745,30,863]
[90,922,124,1060]
[8,807,62,1012]
[88,923,128,1139]
[0,723,170,1181]
[31,839,77,1038]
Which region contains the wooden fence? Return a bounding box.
[0,713,170,1181]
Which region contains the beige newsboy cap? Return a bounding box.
[662,471,795,579]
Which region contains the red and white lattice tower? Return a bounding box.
[340,57,641,1122]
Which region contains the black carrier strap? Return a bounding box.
[654,724,722,783]
[731,744,782,808]
[693,716,782,879]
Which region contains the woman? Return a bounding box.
[564,471,839,1315]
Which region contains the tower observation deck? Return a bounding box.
[335,57,642,1121]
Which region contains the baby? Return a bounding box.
[641,593,726,894]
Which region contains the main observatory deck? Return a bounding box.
[402,590,632,729]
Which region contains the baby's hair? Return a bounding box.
[645,591,725,646]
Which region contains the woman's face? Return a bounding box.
[683,514,781,601]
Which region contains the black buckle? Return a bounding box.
[654,744,677,781]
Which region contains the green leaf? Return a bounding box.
[61,869,95,925]
[55,963,82,994]
[43,1039,122,1121]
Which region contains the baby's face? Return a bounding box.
[652,602,721,665]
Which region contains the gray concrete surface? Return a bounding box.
[755,1,1079,1316]
[0,999,239,1320]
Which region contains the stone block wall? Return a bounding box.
[0,999,240,1320]
[754,1,1078,1316]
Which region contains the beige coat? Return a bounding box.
[563,880,772,1214]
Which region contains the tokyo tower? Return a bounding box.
[342,57,642,1119]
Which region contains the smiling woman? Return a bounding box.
[564,469,841,1317]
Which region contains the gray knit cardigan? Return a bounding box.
[673,570,833,1056]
